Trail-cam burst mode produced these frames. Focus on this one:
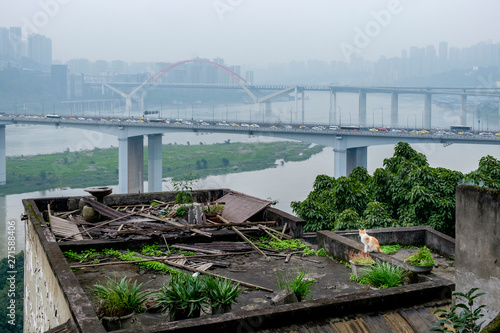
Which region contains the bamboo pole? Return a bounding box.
[69,251,253,269]
[160,258,273,293]
[138,213,212,238]
[218,215,268,259]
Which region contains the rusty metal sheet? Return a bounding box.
[215,190,273,223]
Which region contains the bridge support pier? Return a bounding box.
[0,125,5,185]
[359,91,367,127]
[498,97,500,127]
[301,91,305,123]
[265,101,272,115]
[333,138,347,178]
[329,90,337,125]
[391,92,398,127]
[148,134,163,192]
[461,94,467,125]
[118,135,144,194]
[333,138,368,178]
[347,147,367,175]
[424,93,432,128]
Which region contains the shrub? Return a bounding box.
[431,288,486,333]
[205,276,242,311]
[405,246,435,266]
[154,274,208,318]
[92,276,151,318]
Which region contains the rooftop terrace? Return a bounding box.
[23,188,456,333]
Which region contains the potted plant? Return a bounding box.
[202,204,224,221]
[205,276,242,314]
[154,273,208,321]
[404,246,435,273]
[346,249,375,278]
[351,261,408,288]
[92,276,151,331]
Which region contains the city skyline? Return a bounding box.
[0,1,499,67]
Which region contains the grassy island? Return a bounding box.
[2,141,323,196]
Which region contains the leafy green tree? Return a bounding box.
[335,208,361,230]
[291,142,496,237]
[362,201,394,229]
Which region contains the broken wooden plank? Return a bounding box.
[69,251,253,269]
[160,257,273,292]
[194,263,213,271]
[171,244,224,255]
[281,222,288,240]
[258,224,292,240]
[48,204,83,241]
[138,213,212,238]
[259,224,281,241]
[59,205,160,241]
[218,215,268,259]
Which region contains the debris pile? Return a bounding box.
[47,191,284,245]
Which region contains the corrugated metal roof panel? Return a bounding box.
[215,190,273,223]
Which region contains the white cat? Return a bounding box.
[359,229,381,253]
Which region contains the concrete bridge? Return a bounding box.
[94,81,500,129]
[81,59,500,128]
[1,115,499,193]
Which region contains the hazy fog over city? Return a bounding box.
[1,0,500,67]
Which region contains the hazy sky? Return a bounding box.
[2,0,500,67]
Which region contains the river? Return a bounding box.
[2,92,500,257]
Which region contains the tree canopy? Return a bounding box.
[291,142,500,237]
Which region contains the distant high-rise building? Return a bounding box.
[424,45,437,75]
[448,47,461,68]
[92,60,109,76]
[439,41,448,61]
[70,73,84,98]
[245,70,254,84]
[51,64,70,100]
[68,58,91,75]
[111,60,127,74]
[438,41,448,72]
[28,33,52,69]
[9,27,22,60]
[0,27,9,57]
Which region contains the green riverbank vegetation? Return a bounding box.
[2,141,323,196]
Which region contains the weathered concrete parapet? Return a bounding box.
[455,185,500,326]
[23,199,106,333]
[263,207,305,238]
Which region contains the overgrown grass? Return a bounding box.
[2,141,323,195]
[350,261,407,288]
[380,244,403,255]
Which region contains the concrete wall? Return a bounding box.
[24,214,73,332]
[334,226,455,258]
[456,185,500,325]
